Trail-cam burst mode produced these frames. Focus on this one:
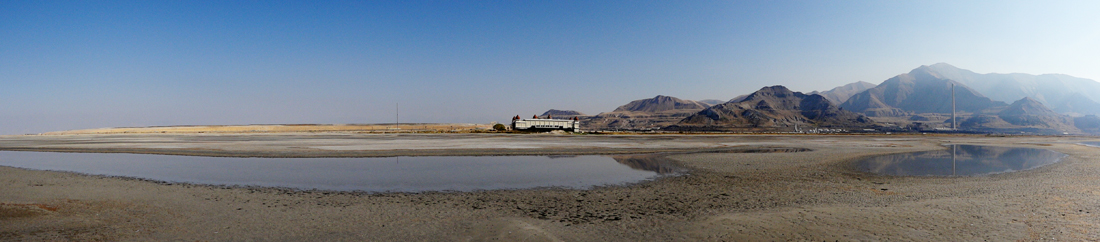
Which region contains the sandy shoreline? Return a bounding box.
[2,134,1100,241]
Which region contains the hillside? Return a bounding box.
[1052,93,1100,116]
[924,63,1100,115]
[668,86,873,131]
[997,97,1063,124]
[613,95,710,112]
[583,95,710,131]
[541,109,586,117]
[1074,115,1100,133]
[841,65,1007,116]
[956,97,1079,134]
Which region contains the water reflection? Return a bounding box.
[1080,142,1100,148]
[611,155,685,174]
[857,145,1065,176]
[0,151,681,192]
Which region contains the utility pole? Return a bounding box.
[396,103,400,130]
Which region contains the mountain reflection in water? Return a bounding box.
[611,155,685,174]
[0,151,677,192]
[857,145,1065,176]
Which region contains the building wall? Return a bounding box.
[512,119,579,132]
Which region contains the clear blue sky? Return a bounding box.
[2,0,1098,134]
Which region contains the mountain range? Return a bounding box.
[540,63,1100,134]
[669,86,872,131]
[924,63,1100,115]
[840,66,1007,116]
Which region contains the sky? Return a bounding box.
[2,0,1099,134]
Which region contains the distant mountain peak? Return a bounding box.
[585,95,709,131]
[999,97,1057,117]
[908,65,946,80]
[744,85,798,99]
[853,80,875,86]
[810,81,877,104]
[928,62,960,69]
[612,95,708,113]
[541,109,585,117]
[987,96,1077,131]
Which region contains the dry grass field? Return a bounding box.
[39,123,496,135]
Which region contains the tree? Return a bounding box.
[493,123,507,131]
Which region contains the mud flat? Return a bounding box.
[2,133,1100,241]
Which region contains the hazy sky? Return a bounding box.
[2,0,1098,134]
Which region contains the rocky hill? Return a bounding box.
[957,97,1079,134]
[613,95,710,112]
[583,95,710,131]
[997,97,1064,125]
[841,65,1007,116]
[541,109,585,118]
[668,86,873,131]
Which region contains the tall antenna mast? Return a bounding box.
[396,103,400,130]
[952,83,956,131]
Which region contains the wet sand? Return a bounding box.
[2,134,1099,241]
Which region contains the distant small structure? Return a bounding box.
[511,115,580,132]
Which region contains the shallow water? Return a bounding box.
[1080,142,1100,147]
[0,151,681,192]
[856,145,1065,176]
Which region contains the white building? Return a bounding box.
[511,115,580,132]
